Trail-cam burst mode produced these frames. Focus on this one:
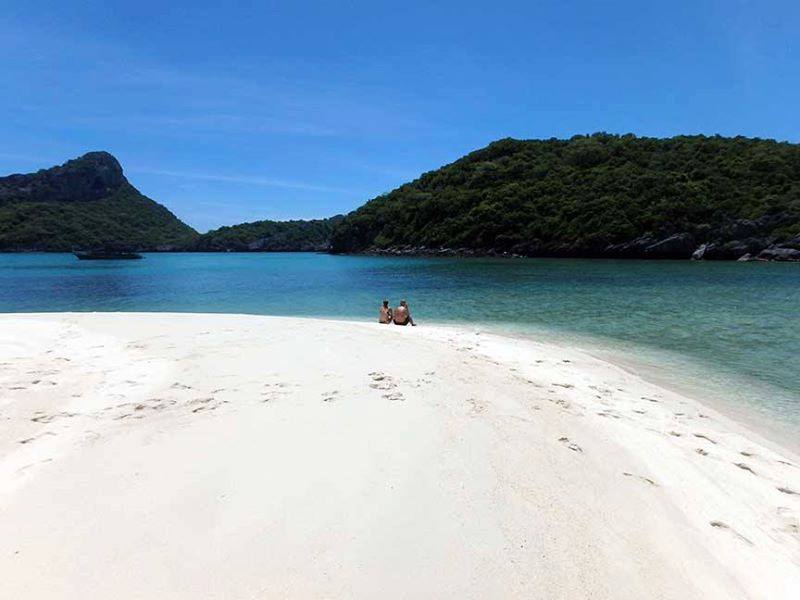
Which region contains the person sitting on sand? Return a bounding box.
[392,299,416,326]
[378,299,393,324]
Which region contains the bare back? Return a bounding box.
[393,305,409,325]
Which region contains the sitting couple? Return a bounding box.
[379,299,416,326]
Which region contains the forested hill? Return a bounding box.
[192,215,344,251]
[0,152,198,251]
[330,134,800,260]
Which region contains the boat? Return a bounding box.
[73,247,143,260]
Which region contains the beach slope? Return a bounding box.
[1,313,798,598]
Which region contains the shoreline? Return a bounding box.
[1,312,799,598]
[3,249,800,262]
[4,308,799,450]
[480,323,800,455]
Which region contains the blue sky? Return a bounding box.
[2,1,798,232]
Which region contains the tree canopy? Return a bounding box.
[330,134,800,257]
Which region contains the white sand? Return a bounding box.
[1,313,798,599]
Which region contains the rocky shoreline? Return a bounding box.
[362,232,800,261]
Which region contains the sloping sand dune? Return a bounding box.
[1,313,798,598]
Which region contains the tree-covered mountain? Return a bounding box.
[330,134,800,259]
[0,152,198,251]
[192,215,344,251]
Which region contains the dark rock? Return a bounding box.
[692,238,767,260]
[604,235,656,257]
[780,235,800,250]
[643,233,695,258]
[757,247,800,261]
[692,243,713,260]
[721,219,758,240]
[247,238,267,251]
[0,151,125,204]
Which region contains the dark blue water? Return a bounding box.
[1,253,798,427]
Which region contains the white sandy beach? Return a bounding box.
[1,312,798,599]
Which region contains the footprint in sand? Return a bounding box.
[190,397,227,413]
[322,391,339,402]
[31,411,78,423]
[776,507,799,536]
[709,521,753,545]
[558,437,582,453]
[261,382,292,401]
[696,448,710,456]
[466,398,487,414]
[597,409,621,419]
[368,371,397,391]
[622,472,657,486]
[18,431,57,445]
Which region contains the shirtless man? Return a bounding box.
[378,299,393,324]
[392,299,416,326]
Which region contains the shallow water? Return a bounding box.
[1,252,798,429]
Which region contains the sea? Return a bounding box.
[1,252,798,436]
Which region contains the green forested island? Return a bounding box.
[0,152,197,251]
[330,134,800,259]
[2,135,799,259]
[192,216,343,252]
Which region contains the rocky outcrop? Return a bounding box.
[0,151,126,205]
[689,214,799,261]
[0,152,198,251]
[692,240,762,260]
[602,233,695,259]
[695,238,800,262]
[755,246,800,261]
[643,233,695,258]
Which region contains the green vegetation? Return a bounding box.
[193,216,344,251]
[330,134,800,257]
[6,138,800,259]
[0,152,197,251]
[0,183,197,251]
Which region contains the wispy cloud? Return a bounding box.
[72,112,340,137]
[129,166,359,194]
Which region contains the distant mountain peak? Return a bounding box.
[0,152,197,251]
[0,150,127,204]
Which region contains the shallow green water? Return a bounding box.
[1,253,798,428]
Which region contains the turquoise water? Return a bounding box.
[1,253,798,429]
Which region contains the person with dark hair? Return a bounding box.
[378,299,393,324]
[392,299,416,326]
